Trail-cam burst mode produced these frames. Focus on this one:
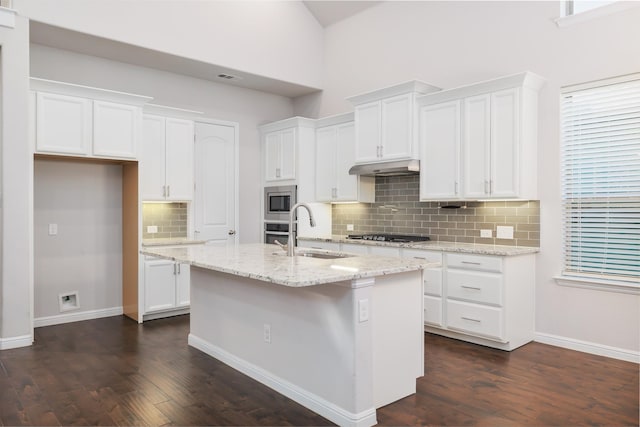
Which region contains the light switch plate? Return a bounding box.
[147,225,158,234]
[347,224,354,231]
[358,299,369,322]
[48,223,58,236]
[496,226,514,239]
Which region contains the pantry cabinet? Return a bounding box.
[31,78,151,160]
[141,114,194,201]
[143,258,190,314]
[348,81,441,164]
[418,72,544,201]
[315,114,374,203]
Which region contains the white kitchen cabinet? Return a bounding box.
[315,114,375,203]
[403,249,444,327]
[141,114,194,201]
[463,89,520,199]
[93,100,139,159]
[417,72,544,201]
[143,257,190,314]
[35,92,92,155]
[264,128,296,181]
[419,100,461,200]
[349,81,441,164]
[31,78,151,160]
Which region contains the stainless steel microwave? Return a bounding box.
[264,185,297,222]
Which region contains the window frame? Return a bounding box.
[555,1,640,28]
[555,73,640,295]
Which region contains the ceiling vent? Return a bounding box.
[217,73,243,81]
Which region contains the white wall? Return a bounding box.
[30,43,295,244]
[34,159,123,319]
[0,15,32,348]
[298,1,640,355]
[15,0,324,90]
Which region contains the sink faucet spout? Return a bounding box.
[288,202,316,256]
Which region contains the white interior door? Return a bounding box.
[194,121,237,245]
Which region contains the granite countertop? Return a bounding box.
[140,243,433,287]
[142,238,207,247]
[299,235,539,256]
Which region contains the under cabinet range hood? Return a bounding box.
[348,159,420,177]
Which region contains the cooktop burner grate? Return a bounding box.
[346,234,431,243]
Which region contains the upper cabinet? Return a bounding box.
[314,113,375,203]
[418,72,545,201]
[141,113,194,201]
[264,128,297,181]
[347,81,441,164]
[259,117,316,197]
[31,78,152,160]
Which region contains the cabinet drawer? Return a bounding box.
[402,249,442,264]
[369,246,400,257]
[424,295,443,327]
[340,243,369,255]
[446,300,504,341]
[446,253,502,272]
[446,270,502,306]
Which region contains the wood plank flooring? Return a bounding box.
[0,315,637,426]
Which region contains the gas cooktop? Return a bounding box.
[346,234,431,243]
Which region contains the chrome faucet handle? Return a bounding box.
[274,239,288,253]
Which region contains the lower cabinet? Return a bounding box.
[143,257,190,315]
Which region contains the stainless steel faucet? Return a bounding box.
[288,202,316,256]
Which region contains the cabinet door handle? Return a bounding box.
[276,168,281,178]
[167,185,170,197]
[461,261,482,265]
[379,145,383,157]
[173,264,176,275]
[461,285,482,291]
[489,180,493,194]
[484,180,489,194]
[454,181,459,195]
[162,185,166,197]
[461,316,481,323]
[177,263,181,274]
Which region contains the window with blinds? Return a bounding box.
[560,75,640,287]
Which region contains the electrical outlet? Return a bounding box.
[263,324,271,343]
[496,226,514,239]
[347,224,354,231]
[48,223,58,236]
[147,225,158,234]
[358,299,369,322]
[480,229,492,238]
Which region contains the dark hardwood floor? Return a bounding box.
[0,315,637,426]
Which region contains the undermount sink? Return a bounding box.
[272,251,355,260]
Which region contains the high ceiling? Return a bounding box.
[303,1,382,27]
[29,1,383,98]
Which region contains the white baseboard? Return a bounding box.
[34,306,123,328]
[188,334,377,427]
[535,332,640,363]
[0,334,33,350]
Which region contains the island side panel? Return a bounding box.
[188,267,377,427]
[370,270,424,408]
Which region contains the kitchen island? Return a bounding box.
[140,243,432,427]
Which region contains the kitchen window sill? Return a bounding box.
[554,275,640,295]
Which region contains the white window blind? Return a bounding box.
[561,75,640,286]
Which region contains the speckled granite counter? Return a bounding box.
[141,243,431,287]
[299,235,539,256]
[142,238,207,247]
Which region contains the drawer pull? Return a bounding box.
[413,256,427,260]
[461,285,482,291]
[461,261,482,265]
[461,316,481,323]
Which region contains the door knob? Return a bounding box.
[228,230,236,235]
